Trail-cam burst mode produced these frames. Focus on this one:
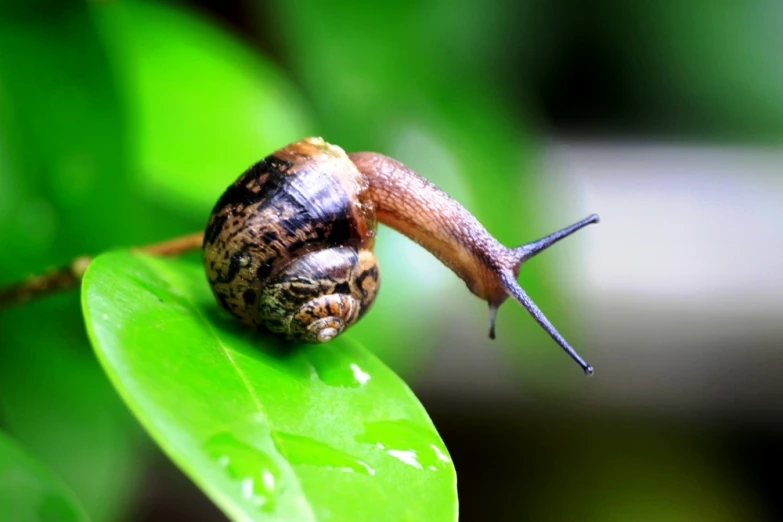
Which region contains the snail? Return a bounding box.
[202,137,599,374]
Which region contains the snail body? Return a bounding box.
[203,137,599,374]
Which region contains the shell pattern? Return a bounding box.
[202,138,380,342]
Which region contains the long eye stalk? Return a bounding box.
[514,214,600,261]
[500,271,593,375]
[500,214,600,375]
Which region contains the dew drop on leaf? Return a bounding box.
[303,345,373,388]
[355,420,452,471]
[204,433,281,511]
[273,431,375,476]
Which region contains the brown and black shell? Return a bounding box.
[202,137,378,331]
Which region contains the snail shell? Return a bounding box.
[202,138,380,343]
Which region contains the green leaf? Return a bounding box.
[82,252,458,522]
[0,431,88,522]
[0,294,147,522]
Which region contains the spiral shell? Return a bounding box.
[202,138,380,342]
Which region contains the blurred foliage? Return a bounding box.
[0,3,156,520]
[520,421,762,522]
[627,2,783,141]
[0,0,781,520]
[507,1,783,142]
[444,412,767,522]
[0,430,88,522]
[95,0,313,217]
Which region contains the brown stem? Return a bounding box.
[138,232,204,257]
[0,231,204,308]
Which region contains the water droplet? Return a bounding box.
[205,432,281,511]
[350,364,371,385]
[355,420,451,471]
[304,346,372,388]
[274,431,375,475]
[386,449,422,469]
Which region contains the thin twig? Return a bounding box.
[0,231,204,308]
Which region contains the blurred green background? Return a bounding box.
[1,0,782,520]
